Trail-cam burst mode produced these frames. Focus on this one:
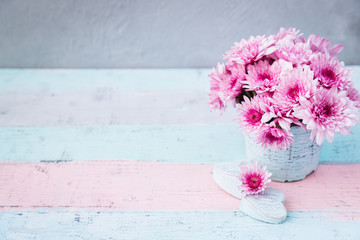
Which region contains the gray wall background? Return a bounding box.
[0,0,359,68]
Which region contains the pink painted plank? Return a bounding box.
[0,161,239,210]
[0,161,359,214]
[270,164,360,211]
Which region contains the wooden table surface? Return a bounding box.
[0,68,360,239]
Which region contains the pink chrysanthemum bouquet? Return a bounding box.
[209,28,360,150]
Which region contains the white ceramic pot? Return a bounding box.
[245,126,321,182]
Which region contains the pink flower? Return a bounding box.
[208,62,245,111]
[236,95,269,134]
[226,61,246,87]
[347,86,360,109]
[208,93,225,111]
[274,40,313,66]
[255,126,294,151]
[244,60,284,93]
[293,88,359,145]
[236,88,293,134]
[310,53,352,90]
[275,27,305,44]
[261,107,293,132]
[274,65,317,115]
[224,35,276,65]
[238,160,272,198]
[307,34,343,56]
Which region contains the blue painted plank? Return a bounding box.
[0,66,358,94]
[0,124,244,163]
[0,210,359,240]
[0,124,359,163]
[0,69,210,93]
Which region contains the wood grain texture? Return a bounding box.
[0,161,238,211]
[0,67,359,126]
[213,160,360,212]
[0,124,359,163]
[0,210,359,240]
[0,125,244,163]
[0,161,359,213]
[0,68,359,163]
[0,69,210,93]
[0,91,237,125]
[0,68,359,238]
[0,68,233,126]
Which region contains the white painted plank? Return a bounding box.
[0,68,235,126]
[0,210,359,240]
[0,90,237,126]
[0,68,234,126]
[0,124,359,163]
[0,67,359,126]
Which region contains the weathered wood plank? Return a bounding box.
[0,67,358,93]
[0,67,358,126]
[0,91,237,126]
[0,69,210,93]
[0,210,359,240]
[0,125,245,162]
[0,68,237,126]
[0,68,359,238]
[0,161,359,212]
[0,124,359,163]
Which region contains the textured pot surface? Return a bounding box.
[245,127,321,182]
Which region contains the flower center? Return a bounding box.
[323,105,332,116]
[247,109,262,124]
[249,176,261,188]
[319,68,337,88]
[287,85,300,99]
[265,131,283,143]
[314,104,332,118]
[321,68,335,80]
[259,73,271,81]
